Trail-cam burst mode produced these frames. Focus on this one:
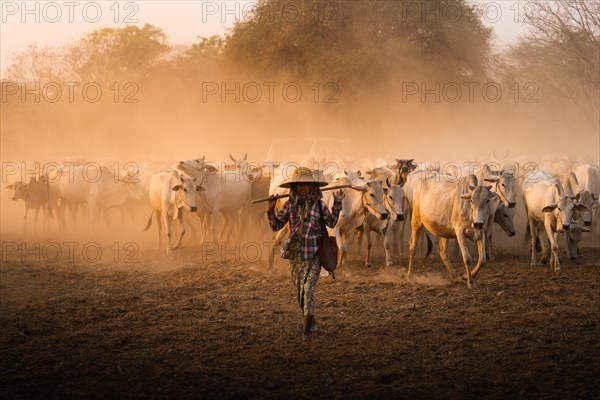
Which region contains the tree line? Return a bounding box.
[2,0,598,146]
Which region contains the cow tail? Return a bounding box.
[425,231,433,259]
[144,210,154,231]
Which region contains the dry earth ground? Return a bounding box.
[1,235,599,399]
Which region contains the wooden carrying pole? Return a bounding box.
[251,184,354,204]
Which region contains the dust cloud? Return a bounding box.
[1,15,598,260]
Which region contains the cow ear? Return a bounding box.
[483,185,493,191]
[171,185,182,191]
[488,191,498,198]
[461,193,471,200]
[575,203,590,212]
[581,226,591,233]
[542,204,558,213]
[6,184,14,189]
[468,185,476,191]
[205,165,218,173]
[383,187,389,194]
[574,191,581,200]
[196,185,205,192]
[484,178,499,183]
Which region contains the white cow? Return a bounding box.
[562,169,597,227]
[522,170,589,272]
[477,164,518,260]
[6,177,50,234]
[564,223,591,260]
[408,173,497,287]
[332,176,388,270]
[145,169,203,254]
[49,166,91,231]
[360,178,405,267]
[573,163,600,202]
[200,155,257,243]
[87,166,140,227]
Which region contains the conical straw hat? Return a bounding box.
[279,167,328,188]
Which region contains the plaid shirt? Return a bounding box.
[268,199,342,260]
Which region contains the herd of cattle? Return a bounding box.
[5,155,599,285]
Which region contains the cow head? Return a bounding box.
[393,159,417,183]
[230,153,260,182]
[360,180,388,221]
[384,178,405,221]
[542,195,590,232]
[565,223,590,260]
[573,189,594,226]
[461,185,497,230]
[483,164,516,208]
[172,172,203,213]
[177,156,219,183]
[494,203,516,236]
[7,181,29,201]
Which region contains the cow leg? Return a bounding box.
[210,211,220,243]
[217,212,227,243]
[219,211,232,243]
[538,225,550,265]
[163,211,172,255]
[437,238,456,284]
[338,229,349,270]
[22,207,29,236]
[455,234,473,288]
[355,226,364,262]
[485,215,494,261]
[332,227,343,269]
[55,204,67,232]
[383,222,392,267]
[528,217,538,267]
[545,220,560,272]
[172,209,185,250]
[155,210,163,251]
[471,235,487,279]
[364,222,373,267]
[28,206,39,234]
[43,204,51,233]
[407,214,422,283]
[393,220,402,264]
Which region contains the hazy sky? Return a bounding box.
[0,1,530,78]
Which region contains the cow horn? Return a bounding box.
[351,184,367,192]
[230,154,236,162]
[385,177,391,188]
[244,153,247,160]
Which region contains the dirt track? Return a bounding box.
[1,239,599,399]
